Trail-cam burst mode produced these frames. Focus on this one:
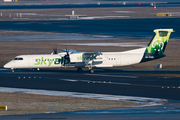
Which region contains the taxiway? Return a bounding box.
[0,68,180,119]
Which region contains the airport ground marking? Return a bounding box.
[85,74,137,78]
[60,78,179,89]
[106,82,180,89]
[16,76,179,89]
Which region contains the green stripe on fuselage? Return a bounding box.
[34,57,63,66]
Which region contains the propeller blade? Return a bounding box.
[53,47,57,54]
[66,47,69,56]
[62,47,71,65]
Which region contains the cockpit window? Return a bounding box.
[14,57,23,60]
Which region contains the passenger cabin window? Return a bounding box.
[14,57,23,60]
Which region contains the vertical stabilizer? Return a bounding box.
[141,29,174,62]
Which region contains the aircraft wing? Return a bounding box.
[62,49,76,52]
[70,51,102,63]
[83,51,101,55]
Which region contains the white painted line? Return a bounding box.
[85,74,137,78]
[60,79,89,82]
[61,79,78,82]
[79,16,129,20]
[60,78,166,88]
[0,87,166,105]
[114,11,135,13]
[60,79,131,86]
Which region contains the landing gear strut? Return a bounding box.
[11,68,14,72]
[77,67,82,73]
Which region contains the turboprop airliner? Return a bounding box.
[4,29,173,73]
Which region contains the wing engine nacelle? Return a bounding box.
[61,49,76,65]
[70,52,103,63]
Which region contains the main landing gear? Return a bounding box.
[89,69,94,73]
[77,67,82,73]
[77,67,94,73]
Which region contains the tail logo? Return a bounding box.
[141,29,173,62]
[152,39,164,51]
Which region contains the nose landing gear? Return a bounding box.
[10,68,14,72]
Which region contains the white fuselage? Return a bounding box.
[4,48,146,69]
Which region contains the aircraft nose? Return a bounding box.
[3,63,11,68]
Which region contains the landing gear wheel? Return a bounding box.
[11,68,14,73]
[89,69,94,74]
[77,67,82,73]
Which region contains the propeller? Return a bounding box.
[63,47,70,64]
[61,48,76,64]
[64,47,69,59]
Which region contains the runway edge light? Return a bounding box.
[0,106,7,111]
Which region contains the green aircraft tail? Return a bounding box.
[141,29,174,62]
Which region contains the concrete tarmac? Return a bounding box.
[0,68,180,100]
[0,19,180,39]
[0,68,180,119]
